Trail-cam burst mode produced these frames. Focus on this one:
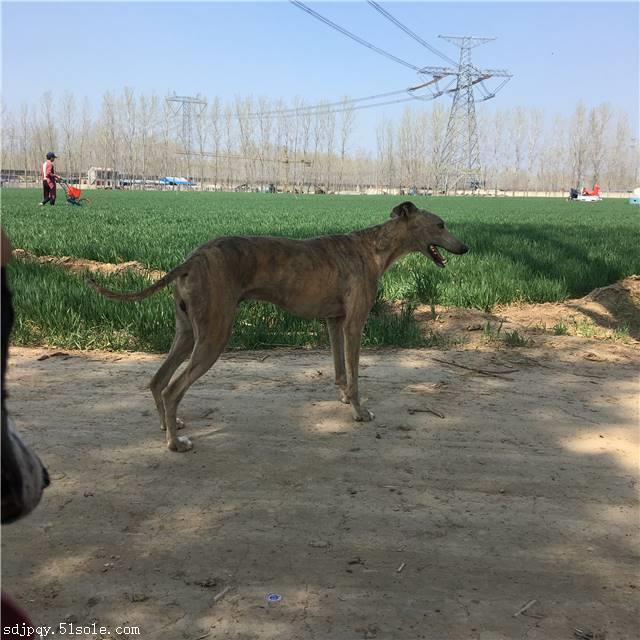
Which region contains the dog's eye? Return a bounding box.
[437,222,445,230]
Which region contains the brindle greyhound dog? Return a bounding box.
[87,201,469,452]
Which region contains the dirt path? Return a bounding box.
[2,337,638,640]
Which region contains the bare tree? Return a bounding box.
[321,109,336,192]
[235,96,258,187]
[193,97,209,188]
[1,104,17,175]
[607,110,635,190]
[98,92,120,183]
[310,106,325,192]
[209,97,222,189]
[587,103,612,186]
[59,92,77,177]
[299,105,313,192]
[19,103,32,186]
[397,107,428,191]
[76,98,93,178]
[397,107,412,190]
[527,108,544,192]
[428,103,447,192]
[256,96,273,188]
[414,110,429,191]
[138,93,158,184]
[159,97,174,183]
[509,107,527,193]
[376,117,395,192]
[285,98,302,191]
[273,100,290,190]
[40,91,57,153]
[223,106,235,189]
[569,102,589,189]
[120,87,137,183]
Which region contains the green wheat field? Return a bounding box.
[2,189,638,351]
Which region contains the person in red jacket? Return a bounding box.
[39,152,61,206]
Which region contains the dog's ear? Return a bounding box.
[390,201,417,219]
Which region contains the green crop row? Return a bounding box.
[2,189,638,351]
[8,261,433,351]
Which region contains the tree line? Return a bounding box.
[1,88,637,192]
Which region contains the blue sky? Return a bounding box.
[2,1,638,149]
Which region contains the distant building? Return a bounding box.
[87,167,119,188]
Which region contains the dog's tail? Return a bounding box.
[86,261,190,302]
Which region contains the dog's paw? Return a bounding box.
[339,391,351,405]
[353,408,374,422]
[167,435,193,452]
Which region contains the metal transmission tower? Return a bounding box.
[421,36,512,193]
[166,93,208,179]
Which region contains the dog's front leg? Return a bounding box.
[327,318,349,404]
[343,320,374,422]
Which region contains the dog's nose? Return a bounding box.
[460,244,469,254]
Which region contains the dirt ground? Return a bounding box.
[2,274,639,640]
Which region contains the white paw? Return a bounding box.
[168,435,193,452]
[353,408,374,422]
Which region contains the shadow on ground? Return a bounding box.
[2,341,638,640]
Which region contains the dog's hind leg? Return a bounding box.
[161,300,236,452]
[343,318,374,422]
[327,317,349,404]
[150,298,194,431]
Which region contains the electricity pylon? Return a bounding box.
[166,94,208,179]
[421,36,512,194]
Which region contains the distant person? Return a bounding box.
[39,152,61,206]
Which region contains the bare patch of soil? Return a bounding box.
[13,248,165,281]
[415,276,640,347]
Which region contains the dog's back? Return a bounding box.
[192,233,375,320]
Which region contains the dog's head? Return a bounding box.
[390,201,469,268]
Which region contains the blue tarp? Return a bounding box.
[159,176,193,186]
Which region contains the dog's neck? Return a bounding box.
[355,218,413,276]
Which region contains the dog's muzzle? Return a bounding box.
[427,245,447,268]
[425,242,469,268]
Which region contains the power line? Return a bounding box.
[242,89,411,117]
[238,88,423,119]
[367,1,458,67]
[144,85,445,132]
[239,79,465,120]
[240,93,440,120]
[290,0,422,71]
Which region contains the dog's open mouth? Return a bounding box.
[427,244,447,268]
